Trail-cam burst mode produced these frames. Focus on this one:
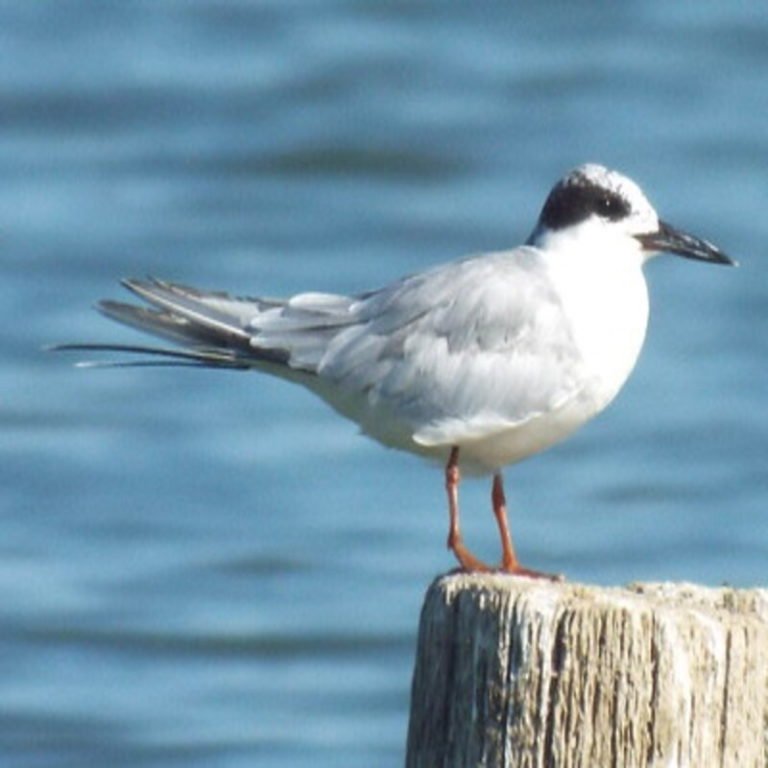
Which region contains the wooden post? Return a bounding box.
[406,573,768,768]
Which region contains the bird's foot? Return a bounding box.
[449,538,562,580]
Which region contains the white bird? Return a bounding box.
[58,164,734,577]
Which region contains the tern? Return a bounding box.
[57,164,735,577]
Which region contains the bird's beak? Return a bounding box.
[636,220,736,266]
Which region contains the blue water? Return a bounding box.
[2,3,767,766]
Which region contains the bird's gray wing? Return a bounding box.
[315,249,586,445]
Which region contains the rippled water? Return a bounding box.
[2,3,767,766]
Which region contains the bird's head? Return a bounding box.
[528,163,735,268]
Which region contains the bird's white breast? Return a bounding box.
[546,249,649,413]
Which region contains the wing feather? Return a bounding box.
[317,249,584,445]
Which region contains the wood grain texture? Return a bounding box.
[406,574,768,768]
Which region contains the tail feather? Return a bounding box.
[55,277,361,373]
[98,301,218,347]
[51,342,253,369]
[118,279,255,347]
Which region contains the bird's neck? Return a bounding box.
[544,244,650,411]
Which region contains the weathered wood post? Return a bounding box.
[406,573,768,768]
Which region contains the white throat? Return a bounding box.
[535,223,651,412]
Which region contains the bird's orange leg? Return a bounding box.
[445,447,492,572]
[492,473,560,580]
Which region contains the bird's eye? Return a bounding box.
[597,195,616,214]
[593,192,628,221]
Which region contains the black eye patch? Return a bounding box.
[537,179,632,231]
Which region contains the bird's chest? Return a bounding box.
[554,265,650,410]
